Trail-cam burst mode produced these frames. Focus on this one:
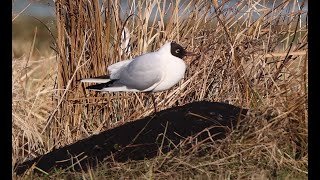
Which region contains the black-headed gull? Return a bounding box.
[81,42,196,112]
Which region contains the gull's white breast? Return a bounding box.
[153,57,186,92]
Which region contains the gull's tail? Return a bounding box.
[80,75,111,83]
[85,80,139,92]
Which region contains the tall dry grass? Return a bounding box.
[12,0,307,178]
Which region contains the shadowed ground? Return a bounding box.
[14,101,248,176]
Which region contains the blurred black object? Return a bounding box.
[14,101,248,175]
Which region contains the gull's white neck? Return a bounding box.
[157,42,171,55]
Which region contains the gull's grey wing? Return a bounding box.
[118,53,164,91]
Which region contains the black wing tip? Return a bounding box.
[85,80,118,90]
[86,84,103,90]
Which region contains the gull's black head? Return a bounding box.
[170,42,187,59]
[170,42,196,59]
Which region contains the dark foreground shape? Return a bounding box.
[14,101,248,175]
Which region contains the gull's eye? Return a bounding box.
[175,49,180,54]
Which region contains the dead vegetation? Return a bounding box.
[12,0,307,179]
